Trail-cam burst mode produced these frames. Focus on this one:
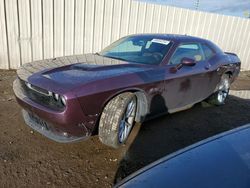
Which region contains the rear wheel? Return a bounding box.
[207,74,230,105]
[99,92,137,148]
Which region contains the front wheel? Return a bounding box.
[207,74,230,105]
[99,92,137,148]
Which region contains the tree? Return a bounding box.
[194,0,200,10]
[243,10,250,18]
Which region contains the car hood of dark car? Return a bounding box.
[117,124,250,188]
[17,54,155,93]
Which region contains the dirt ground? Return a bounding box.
[0,70,250,187]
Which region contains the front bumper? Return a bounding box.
[13,78,97,143]
[22,109,88,143]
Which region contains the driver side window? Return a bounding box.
[169,43,205,65]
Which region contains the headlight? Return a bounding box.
[51,92,66,107]
[53,93,59,101]
[60,95,66,106]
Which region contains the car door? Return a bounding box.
[162,43,212,112]
[199,43,222,95]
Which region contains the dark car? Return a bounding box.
[116,124,250,188]
[13,34,241,148]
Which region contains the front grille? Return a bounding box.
[25,82,50,96]
[19,79,65,110]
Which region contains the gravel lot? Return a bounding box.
[0,70,250,187]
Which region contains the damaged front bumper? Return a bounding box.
[22,109,89,143]
[13,78,97,143]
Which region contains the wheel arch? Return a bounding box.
[99,88,149,125]
[224,70,234,83]
[134,90,149,123]
[225,71,233,77]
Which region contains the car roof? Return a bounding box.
[129,33,208,43]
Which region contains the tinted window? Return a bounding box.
[201,44,215,60]
[169,43,205,65]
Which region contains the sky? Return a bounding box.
[140,0,250,18]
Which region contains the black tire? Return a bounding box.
[99,92,137,148]
[207,74,230,106]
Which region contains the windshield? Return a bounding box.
[99,36,173,65]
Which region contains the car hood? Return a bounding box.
[17,54,153,93]
[42,62,149,84]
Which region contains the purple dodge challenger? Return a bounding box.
[13,34,241,148]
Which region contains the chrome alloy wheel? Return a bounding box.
[217,78,230,103]
[118,98,137,143]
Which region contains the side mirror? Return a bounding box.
[181,57,196,67]
[169,57,196,73]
